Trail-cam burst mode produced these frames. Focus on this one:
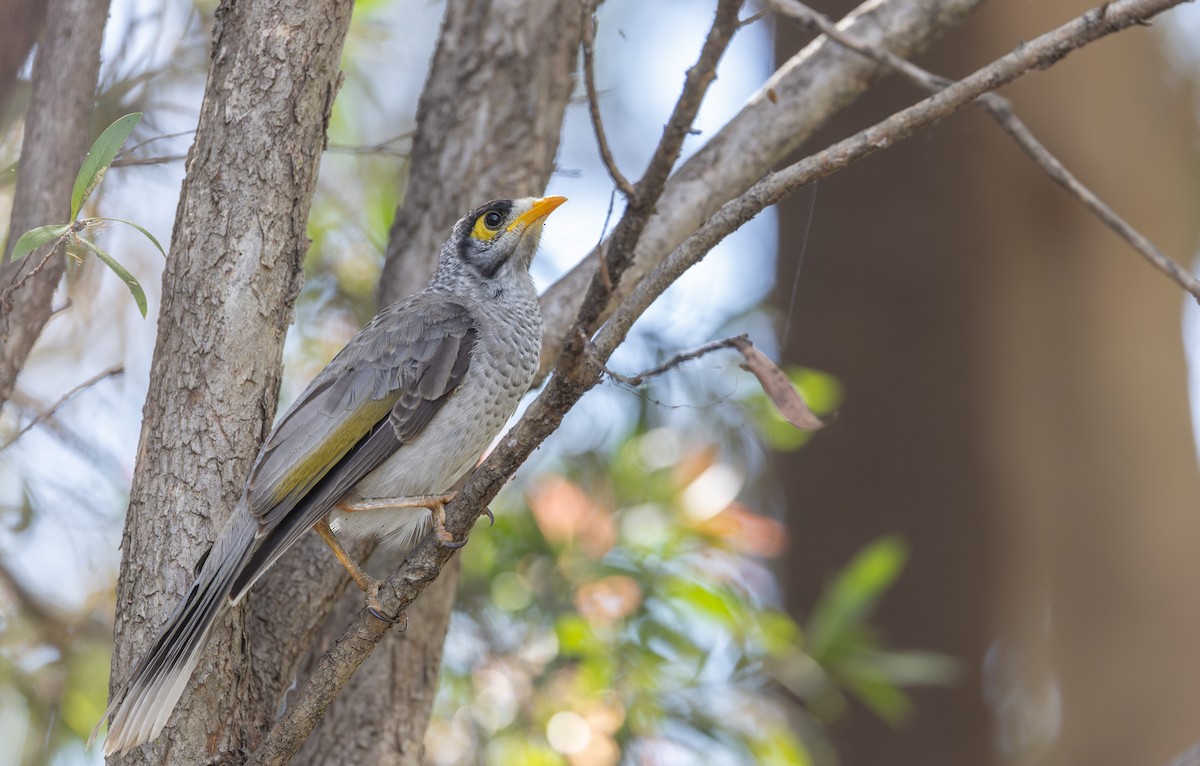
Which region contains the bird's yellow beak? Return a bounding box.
[507,195,567,232]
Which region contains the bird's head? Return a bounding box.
[439,196,567,286]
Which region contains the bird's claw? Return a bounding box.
[366,588,406,628]
[434,506,493,547]
[438,535,468,549]
[367,605,407,629]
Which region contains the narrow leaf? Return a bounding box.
[93,217,166,257]
[10,224,70,262]
[807,537,908,658]
[78,237,148,318]
[733,339,824,431]
[70,113,142,219]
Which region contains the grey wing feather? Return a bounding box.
[228,295,476,598]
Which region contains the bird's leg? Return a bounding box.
[336,492,489,549]
[312,517,399,623]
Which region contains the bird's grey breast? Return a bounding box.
[333,288,542,547]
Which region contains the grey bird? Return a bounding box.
[94,195,565,755]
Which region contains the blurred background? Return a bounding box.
[1,0,1199,764]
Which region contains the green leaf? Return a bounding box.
[806,536,908,659]
[837,660,915,726]
[77,237,148,317]
[864,649,961,686]
[9,223,70,261]
[91,217,166,257]
[70,112,142,219]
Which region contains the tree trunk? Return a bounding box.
[108,1,353,763]
[0,0,109,412]
[773,2,1200,765]
[0,0,46,114]
[294,2,583,761]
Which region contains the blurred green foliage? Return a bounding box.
[0,574,112,766]
[428,374,955,765]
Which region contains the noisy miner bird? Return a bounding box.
[95,195,566,755]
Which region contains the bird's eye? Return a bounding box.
[483,211,504,229]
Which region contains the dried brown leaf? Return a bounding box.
[733,338,824,431]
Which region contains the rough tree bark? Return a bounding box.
[108,1,353,763]
[292,3,583,762]
[0,0,109,413]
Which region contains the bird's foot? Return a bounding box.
[429,494,494,549]
[336,492,458,515]
[428,496,465,548]
[336,492,495,549]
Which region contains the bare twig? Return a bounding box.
[326,130,415,158]
[119,129,195,157]
[0,366,123,452]
[581,1,635,198]
[771,0,1200,301]
[0,367,123,456]
[111,132,414,168]
[109,154,187,168]
[769,0,951,88]
[48,300,72,320]
[111,130,198,168]
[738,8,770,28]
[984,101,1200,300]
[593,332,824,430]
[592,334,750,386]
[557,0,745,384]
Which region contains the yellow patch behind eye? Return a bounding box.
[471,216,501,242]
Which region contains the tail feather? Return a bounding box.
[93,510,257,755]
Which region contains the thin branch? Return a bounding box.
[0,366,123,452]
[769,0,952,88]
[326,129,415,158]
[771,0,1200,301]
[598,0,1189,356]
[581,1,635,198]
[738,7,771,28]
[632,0,745,208]
[110,133,414,168]
[47,300,72,322]
[983,100,1200,300]
[537,0,989,381]
[557,0,745,383]
[109,153,187,168]
[119,129,195,157]
[591,334,750,386]
[111,129,197,167]
[249,1,1182,760]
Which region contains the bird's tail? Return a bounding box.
[92,508,257,755]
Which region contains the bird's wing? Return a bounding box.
[229,295,476,597]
